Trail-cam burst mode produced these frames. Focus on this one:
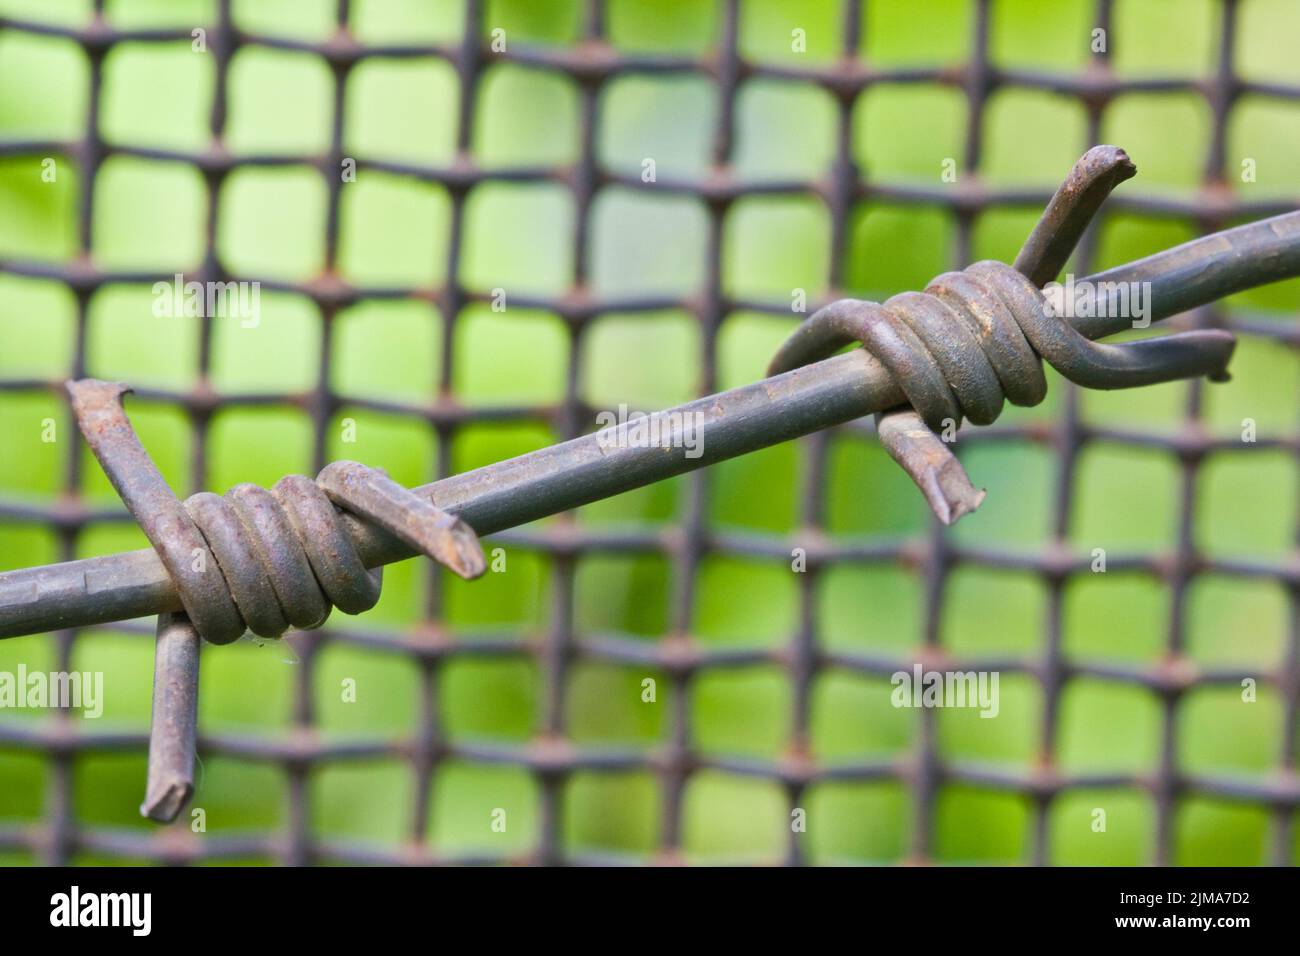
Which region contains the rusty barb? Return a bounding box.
[769,146,1234,522]
[1,146,1298,823]
[66,379,486,820]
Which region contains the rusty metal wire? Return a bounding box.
[0,0,1297,866]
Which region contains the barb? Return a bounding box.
[67,380,485,646]
[141,613,200,823]
[62,381,487,821]
[316,462,486,581]
[1012,144,1138,287]
[768,146,1235,523]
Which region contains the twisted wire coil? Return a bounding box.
[768,259,1235,433]
[172,471,383,644]
[67,380,482,646]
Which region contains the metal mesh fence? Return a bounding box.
[0,0,1296,865]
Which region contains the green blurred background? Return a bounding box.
[0,0,1297,865]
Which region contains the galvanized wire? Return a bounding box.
[0,0,1296,866]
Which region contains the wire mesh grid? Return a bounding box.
[0,0,1296,866]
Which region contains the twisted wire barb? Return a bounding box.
[767,146,1237,522]
[68,380,486,647]
[65,379,486,819]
